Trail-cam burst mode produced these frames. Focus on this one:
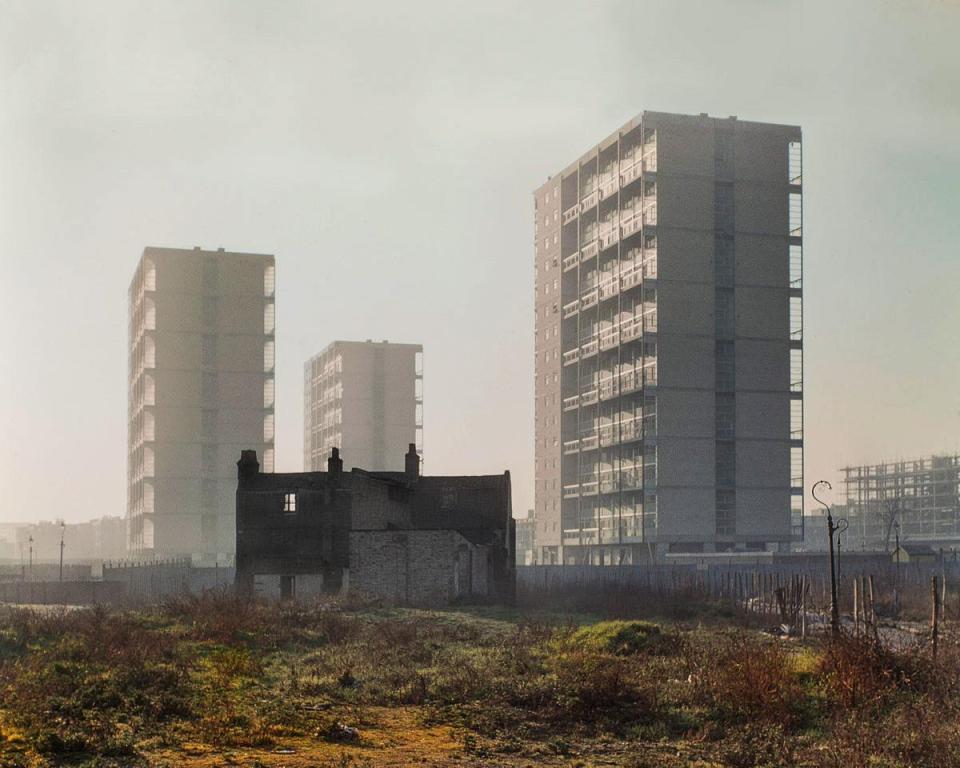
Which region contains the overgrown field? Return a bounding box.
[1,593,959,767]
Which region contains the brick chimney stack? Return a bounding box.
[237,450,260,483]
[328,447,343,480]
[405,443,420,481]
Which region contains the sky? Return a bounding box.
[0,0,958,524]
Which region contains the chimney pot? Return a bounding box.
[405,443,420,481]
[237,450,260,482]
[328,447,343,480]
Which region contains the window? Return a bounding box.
[714,182,734,232]
[716,341,735,392]
[715,235,734,286]
[716,394,735,439]
[716,442,736,487]
[716,489,735,534]
[715,289,734,338]
[283,493,297,514]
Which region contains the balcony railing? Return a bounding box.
[620,213,643,239]
[580,240,599,261]
[642,252,657,279]
[580,190,599,212]
[621,263,642,291]
[600,227,620,250]
[580,388,599,406]
[643,362,658,386]
[580,289,599,311]
[598,278,619,302]
[599,328,619,350]
[620,368,641,395]
[562,349,580,366]
[581,480,599,496]
[643,308,658,333]
[599,377,617,401]
[562,205,579,224]
[562,394,579,412]
[620,159,643,187]
[562,299,579,319]
[563,484,579,499]
[643,203,657,226]
[580,433,599,451]
[563,439,580,455]
[581,338,599,359]
[562,253,579,272]
[599,176,618,200]
[621,316,643,342]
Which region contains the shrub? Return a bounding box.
[569,620,677,656]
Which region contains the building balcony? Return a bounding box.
[620,368,642,396]
[562,348,580,367]
[563,439,580,456]
[620,316,643,342]
[598,175,618,200]
[562,299,579,319]
[621,263,643,291]
[580,388,599,407]
[580,289,599,311]
[620,212,643,239]
[599,226,620,250]
[562,253,579,272]
[563,483,580,499]
[580,240,599,261]
[598,276,619,301]
[598,376,618,401]
[598,327,619,351]
[581,338,599,360]
[642,252,657,279]
[581,480,599,496]
[580,189,599,213]
[642,362,658,387]
[562,205,579,225]
[562,394,579,412]
[580,433,599,452]
[643,309,658,334]
[620,159,643,187]
[599,473,619,494]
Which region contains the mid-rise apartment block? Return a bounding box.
[840,454,960,551]
[534,111,804,564]
[304,340,423,472]
[128,246,276,563]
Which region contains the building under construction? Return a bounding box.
[840,454,960,552]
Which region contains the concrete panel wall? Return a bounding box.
[735,286,788,340]
[657,390,715,439]
[735,340,789,391]
[656,487,715,540]
[657,282,714,336]
[735,392,789,439]
[656,437,715,487]
[659,336,715,389]
[736,234,788,288]
[656,228,714,284]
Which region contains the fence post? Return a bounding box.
[932,576,940,661]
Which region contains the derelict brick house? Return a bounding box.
[235,445,514,605]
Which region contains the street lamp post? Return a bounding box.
[813,480,847,637]
[28,535,33,582]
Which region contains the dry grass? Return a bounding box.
[1,593,959,767]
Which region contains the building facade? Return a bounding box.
[235,446,514,605]
[303,340,423,472]
[840,454,960,551]
[128,246,276,563]
[534,111,803,564]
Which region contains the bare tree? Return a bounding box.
[878,478,903,553]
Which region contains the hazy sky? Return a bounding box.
[1,0,958,524]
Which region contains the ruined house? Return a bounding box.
[235,445,514,605]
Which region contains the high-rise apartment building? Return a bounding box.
[534,111,803,564]
[303,340,423,472]
[128,246,276,563]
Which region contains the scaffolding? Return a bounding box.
[841,454,960,551]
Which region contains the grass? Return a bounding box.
[0,591,958,766]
